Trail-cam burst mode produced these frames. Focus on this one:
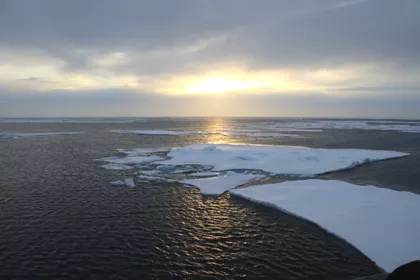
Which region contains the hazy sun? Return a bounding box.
[185,77,268,94]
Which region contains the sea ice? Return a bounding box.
[222,132,303,138]
[246,121,420,133]
[100,163,133,170]
[181,171,262,195]
[0,132,84,138]
[110,178,135,187]
[230,179,420,272]
[117,147,170,156]
[111,130,216,135]
[159,144,408,175]
[189,172,220,177]
[99,155,163,165]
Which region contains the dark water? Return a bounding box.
[1,118,419,279]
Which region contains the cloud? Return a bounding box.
[0,0,419,117]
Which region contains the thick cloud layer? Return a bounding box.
[1,0,419,117]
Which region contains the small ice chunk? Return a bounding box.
[101,164,133,170]
[181,172,262,195]
[230,179,420,272]
[99,155,163,165]
[110,180,125,185]
[124,178,136,187]
[110,178,135,187]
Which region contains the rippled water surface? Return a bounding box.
[1,118,419,279]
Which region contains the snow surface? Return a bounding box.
[159,144,408,175]
[100,163,133,170]
[181,171,262,195]
[0,132,84,138]
[230,179,420,272]
[111,130,217,135]
[99,155,163,165]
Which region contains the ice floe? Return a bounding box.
[111,130,217,135]
[159,144,408,175]
[0,132,84,139]
[181,171,262,195]
[230,179,420,272]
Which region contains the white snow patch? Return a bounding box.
[230,179,420,272]
[99,155,163,165]
[160,144,408,175]
[100,163,133,170]
[111,130,217,136]
[181,171,262,195]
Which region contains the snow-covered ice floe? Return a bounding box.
[0,132,84,139]
[159,144,408,175]
[230,179,420,272]
[111,130,217,136]
[181,171,262,195]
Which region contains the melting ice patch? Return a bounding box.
[181,171,262,195]
[159,144,408,175]
[230,179,420,272]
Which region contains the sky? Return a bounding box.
[1,0,419,118]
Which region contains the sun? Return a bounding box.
[184,77,268,94]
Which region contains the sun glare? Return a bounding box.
[185,77,269,94]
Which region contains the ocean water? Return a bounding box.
[1,118,419,279]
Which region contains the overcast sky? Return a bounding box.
[1,0,419,118]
